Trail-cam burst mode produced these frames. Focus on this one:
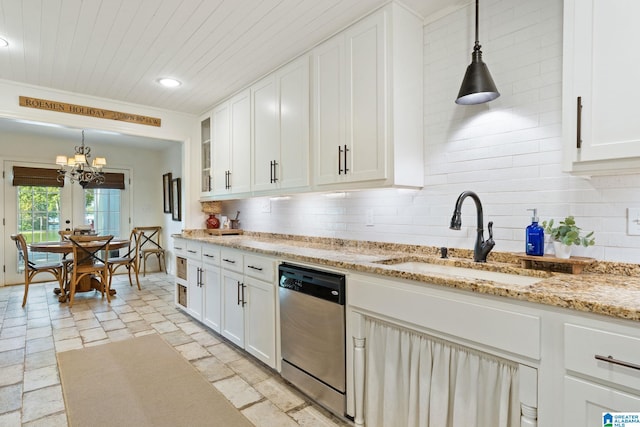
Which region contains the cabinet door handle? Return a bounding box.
[241,283,246,307]
[343,144,349,173]
[247,265,263,271]
[271,160,278,183]
[576,96,582,149]
[225,170,232,189]
[595,354,640,371]
[237,281,242,305]
[338,145,344,175]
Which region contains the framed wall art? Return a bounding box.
[171,177,182,221]
[162,173,172,213]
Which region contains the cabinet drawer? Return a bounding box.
[565,324,640,392]
[220,249,243,273]
[244,254,275,282]
[185,241,202,260]
[173,239,187,258]
[202,244,220,266]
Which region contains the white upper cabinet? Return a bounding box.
[211,102,230,195]
[211,90,251,197]
[251,55,310,194]
[312,3,423,189]
[251,74,279,192]
[563,0,640,175]
[278,57,310,191]
[201,2,423,201]
[230,90,252,194]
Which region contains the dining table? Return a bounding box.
[29,238,130,302]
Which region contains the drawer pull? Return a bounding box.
[247,265,263,271]
[595,354,640,371]
[175,246,184,250]
[187,250,197,254]
[203,254,214,258]
[223,258,236,264]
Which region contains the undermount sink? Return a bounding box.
[376,260,543,287]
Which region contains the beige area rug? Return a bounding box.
[57,333,253,427]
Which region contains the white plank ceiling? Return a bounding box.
[0,0,464,117]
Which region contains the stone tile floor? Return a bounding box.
[0,273,352,427]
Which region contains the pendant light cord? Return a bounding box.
[475,0,479,44]
[474,0,481,52]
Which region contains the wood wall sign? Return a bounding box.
[19,96,161,127]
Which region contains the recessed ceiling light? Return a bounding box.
[157,78,181,88]
[0,38,8,47]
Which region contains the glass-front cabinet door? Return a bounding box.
[201,116,211,194]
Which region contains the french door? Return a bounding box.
[2,160,130,285]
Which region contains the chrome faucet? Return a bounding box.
[449,191,495,262]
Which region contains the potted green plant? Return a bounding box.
[541,216,595,259]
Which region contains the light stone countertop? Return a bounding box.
[174,231,640,322]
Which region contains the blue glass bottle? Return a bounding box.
[526,209,544,256]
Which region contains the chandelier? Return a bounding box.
[55,130,107,188]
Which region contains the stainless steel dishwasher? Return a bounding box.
[278,263,346,417]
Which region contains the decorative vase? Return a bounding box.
[553,241,572,259]
[206,214,220,229]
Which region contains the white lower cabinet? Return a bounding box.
[221,268,245,346]
[564,376,640,427]
[563,322,640,426]
[173,242,276,369]
[186,259,203,319]
[346,273,540,425]
[243,276,276,366]
[201,246,221,332]
[184,241,203,319]
[220,249,277,369]
[181,243,222,333]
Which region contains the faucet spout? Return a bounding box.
[450,191,495,262]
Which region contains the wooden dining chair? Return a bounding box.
[58,230,73,240]
[58,230,74,288]
[10,234,64,307]
[67,235,113,308]
[107,228,142,290]
[136,226,166,276]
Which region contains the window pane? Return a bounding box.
[86,188,121,237]
[16,185,62,267]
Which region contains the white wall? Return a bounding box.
[222,0,640,263]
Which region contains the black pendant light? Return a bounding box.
[455,0,499,105]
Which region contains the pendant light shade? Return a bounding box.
[455,0,499,105]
